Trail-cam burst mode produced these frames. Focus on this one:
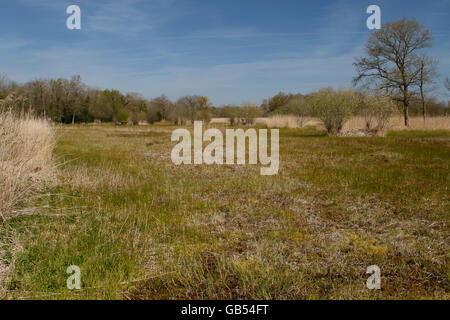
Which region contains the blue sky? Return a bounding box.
[1,0,449,105]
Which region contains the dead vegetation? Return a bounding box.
[0,101,55,220]
[253,115,450,136]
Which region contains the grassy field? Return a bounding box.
[3,123,449,299]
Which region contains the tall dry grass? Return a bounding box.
[256,115,322,129]
[343,116,450,131]
[0,108,55,220]
[258,115,450,132]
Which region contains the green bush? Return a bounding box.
[116,109,129,124]
[309,88,358,135]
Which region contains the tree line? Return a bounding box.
[1,72,446,127]
[0,74,215,125]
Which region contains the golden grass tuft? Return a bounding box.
[0,109,55,220]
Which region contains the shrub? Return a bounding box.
[359,93,397,133]
[281,95,311,127]
[196,108,212,124]
[240,103,263,126]
[116,108,129,124]
[309,88,358,135]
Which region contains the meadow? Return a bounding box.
[2,121,449,299]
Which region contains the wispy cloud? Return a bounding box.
[0,36,30,50]
[17,0,72,9]
[85,0,153,36]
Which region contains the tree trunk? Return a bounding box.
[403,87,409,127]
[72,111,76,124]
[421,87,426,123]
[420,62,426,123]
[403,106,409,126]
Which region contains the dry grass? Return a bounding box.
[210,117,231,125]
[344,116,450,132]
[257,115,450,133]
[0,109,55,220]
[387,116,450,130]
[256,115,322,129]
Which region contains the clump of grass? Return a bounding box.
[0,108,55,220]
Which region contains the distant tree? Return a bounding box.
[354,19,434,126]
[0,73,10,99]
[212,105,241,125]
[177,95,198,123]
[67,75,85,124]
[86,89,103,121]
[148,95,172,121]
[146,107,160,124]
[416,56,438,122]
[99,89,126,122]
[281,95,311,127]
[116,108,129,124]
[261,92,292,115]
[27,79,50,118]
[126,92,147,125]
[175,95,211,124]
[240,103,263,125]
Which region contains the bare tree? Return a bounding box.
[445,78,450,92]
[177,95,199,124]
[27,79,50,119]
[417,56,438,122]
[149,95,172,121]
[240,102,263,126]
[176,95,211,124]
[0,73,9,98]
[353,19,433,126]
[126,92,148,125]
[67,75,85,124]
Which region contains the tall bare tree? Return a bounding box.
[149,95,172,121]
[67,75,85,124]
[176,95,211,123]
[353,19,433,126]
[417,55,438,122]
